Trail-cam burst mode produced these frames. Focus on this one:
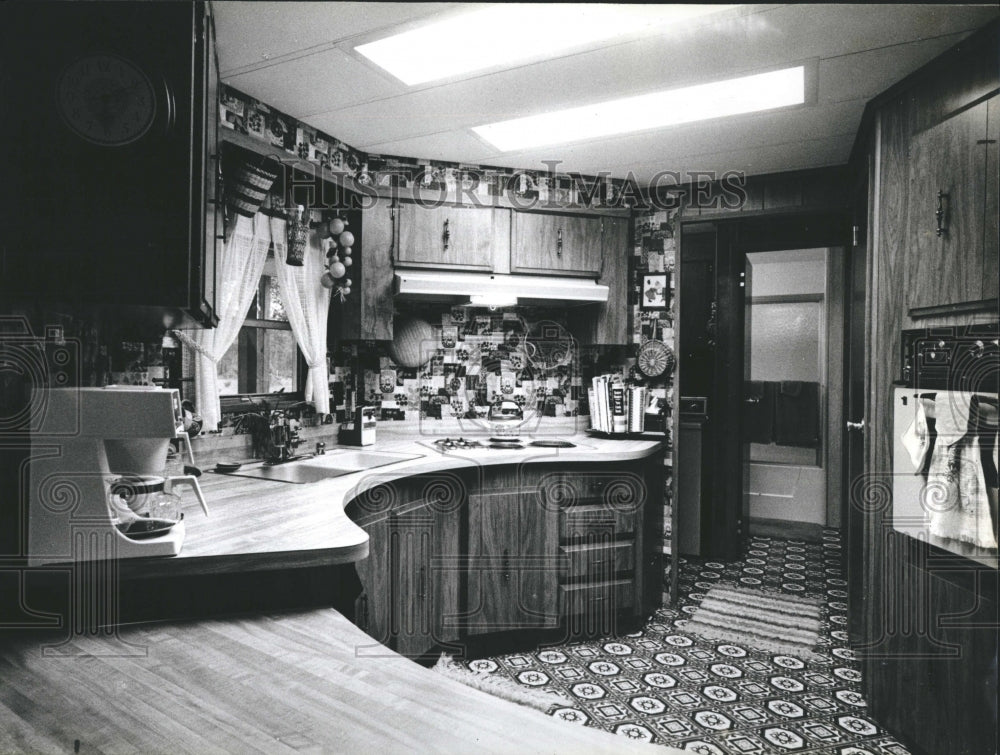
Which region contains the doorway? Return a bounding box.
[742,248,845,532]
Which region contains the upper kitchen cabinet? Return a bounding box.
[0,2,220,326]
[906,93,999,310]
[511,212,604,277]
[395,203,509,272]
[590,215,630,345]
[333,205,393,342]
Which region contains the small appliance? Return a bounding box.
[27,387,209,565]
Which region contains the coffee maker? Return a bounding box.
[27,386,208,566]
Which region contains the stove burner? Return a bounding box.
[489,441,525,450]
[433,437,485,450]
[529,440,576,448]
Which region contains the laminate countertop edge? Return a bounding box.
[60,436,664,579]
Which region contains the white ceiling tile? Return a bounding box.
[818,31,969,103]
[214,2,456,74]
[213,3,1000,178]
[224,48,403,113]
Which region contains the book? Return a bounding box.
[611,382,627,434]
[628,386,645,432]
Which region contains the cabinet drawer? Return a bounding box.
[561,505,637,538]
[561,541,635,579]
[560,579,635,615]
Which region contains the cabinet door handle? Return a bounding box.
[359,593,369,630]
[443,218,450,251]
[418,566,427,599]
[556,227,563,257]
[502,549,511,583]
[935,190,948,237]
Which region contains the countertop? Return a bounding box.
[0,607,678,754]
[124,433,663,579]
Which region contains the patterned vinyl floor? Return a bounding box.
[456,530,912,754]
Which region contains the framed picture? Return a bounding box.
[640,273,670,310]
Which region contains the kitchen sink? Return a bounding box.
[218,450,424,484]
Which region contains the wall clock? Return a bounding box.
[56,53,159,146]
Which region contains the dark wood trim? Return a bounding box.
[907,297,998,319]
[242,317,293,330]
[749,293,824,305]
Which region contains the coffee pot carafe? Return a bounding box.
[108,473,209,539]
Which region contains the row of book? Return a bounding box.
[588,376,648,434]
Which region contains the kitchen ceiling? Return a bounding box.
[214,3,998,183]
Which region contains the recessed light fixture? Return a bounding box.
[355,5,734,86]
[473,66,807,152]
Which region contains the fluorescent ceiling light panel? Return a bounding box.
[355,4,733,86]
[473,66,807,151]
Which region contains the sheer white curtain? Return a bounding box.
[174,213,272,431]
[271,218,332,415]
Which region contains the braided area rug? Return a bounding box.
[682,585,824,662]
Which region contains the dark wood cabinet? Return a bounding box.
[466,467,560,635]
[395,203,508,272]
[348,457,663,653]
[511,212,604,277]
[906,95,997,309]
[336,204,394,342]
[0,2,220,326]
[347,474,463,659]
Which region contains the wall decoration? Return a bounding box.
[640,273,670,310]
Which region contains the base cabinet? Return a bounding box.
[466,468,560,635]
[347,474,462,659]
[348,457,663,654]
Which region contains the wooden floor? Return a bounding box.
[0,608,680,754]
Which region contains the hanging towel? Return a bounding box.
[774,381,820,447]
[901,396,937,475]
[924,393,998,550]
[743,381,775,443]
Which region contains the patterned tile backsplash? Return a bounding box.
[328,305,651,427]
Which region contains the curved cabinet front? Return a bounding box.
[345,457,663,659]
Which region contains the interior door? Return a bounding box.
[743,249,829,527]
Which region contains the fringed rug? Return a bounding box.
[682,584,824,661]
[433,654,574,712]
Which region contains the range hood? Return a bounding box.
[394,271,609,306]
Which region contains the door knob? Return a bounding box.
[846,420,865,431]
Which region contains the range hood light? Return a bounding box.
[394,271,609,304]
[469,293,518,308]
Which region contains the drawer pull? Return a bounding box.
[443,218,450,250]
[556,227,563,257]
[418,566,426,599]
[502,549,510,583]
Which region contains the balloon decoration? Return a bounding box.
[285,209,357,301]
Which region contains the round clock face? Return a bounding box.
[57,54,157,146]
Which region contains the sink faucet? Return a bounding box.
[265,412,303,464]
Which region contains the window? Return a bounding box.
[217,254,302,396]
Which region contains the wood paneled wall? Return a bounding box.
[857,20,998,755]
